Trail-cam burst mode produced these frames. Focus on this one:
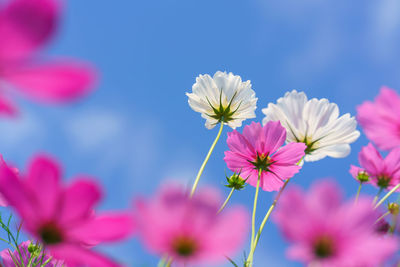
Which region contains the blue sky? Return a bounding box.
[1,0,400,266]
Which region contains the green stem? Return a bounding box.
[247,169,262,267]
[247,178,291,264]
[157,257,166,267]
[218,188,235,213]
[165,258,172,267]
[372,188,383,205]
[375,183,400,209]
[190,122,224,197]
[354,183,362,203]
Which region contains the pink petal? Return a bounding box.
[0,93,18,117]
[59,178,102,227]
[384,147,400,178]
[26,154,61,220]
[308,180,342,217]
[69,213,135,244]
[50,244,121,267]
[258,121,286,155]
[0,162,37,224]
[359,143,384,176]
[226,130,255,156]
[259,171,285,191]
[242,122,262,149]
[272,142,306,165]
[224,151,254,173]
[0,0,59,62]
[268,164,301,183]
[205,207,249,262]
[3,61,97,103]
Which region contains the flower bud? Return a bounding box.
[388,202,400,215]
[225,172,247,190]
[28,242,40,256]
[357,171,369,183]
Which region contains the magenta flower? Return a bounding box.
[134,185,249,266]
[224,121,306,191]
[0,0,96,116]
[1,241,59,267]
[274,180,398,266]
[352,143,400,191]
[0,155,134,267]
[357,87,400,150]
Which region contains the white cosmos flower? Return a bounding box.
[262,90,360,162]
[186,71,257,129]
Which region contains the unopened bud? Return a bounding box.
[28,243,40,255]
[225,172,247,190]
[388,202,400,215]
[357,171,369,183]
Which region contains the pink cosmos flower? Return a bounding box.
[357,87,400,150]
[0,154,134,267]
[274,180,398,267]
[224,121,306,191]
[134,185,249,266]
[0,0,96,116]
[352,143,400,191]
[1,241,59,267]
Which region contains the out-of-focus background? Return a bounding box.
[1,0,400,266]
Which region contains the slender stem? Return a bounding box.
[190,122,224,197]
[375,183,400,209]
[218,188,235,213]
[247,169,262,267]
[247,178,291,264]
[355,183,362,203]
[375,211,391,224]
[157,257,166,267]
[372,188,383,205]
[165,258,172,267]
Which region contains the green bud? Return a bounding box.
[28,242,40,255]
[357,171,369,183]
[388,202,400,215]
[225,172,247,190]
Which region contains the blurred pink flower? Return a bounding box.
[0,0,97,116]
[274,180,398,267]
[1,241,58,267]
[353,143,400,191]
[0,154,134,267]
[357,87,400,150]
[224,121,306,191]
[134,185,249,266]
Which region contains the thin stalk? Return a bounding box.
[157,257,166,267]
[375,183,400,209]
[165,258,172,267]
[190,122,224,197]
[247,178,291,264]
[247,169,262,267]
[218,188,235,213]
[372,188,383,205]
[354,183,362,203]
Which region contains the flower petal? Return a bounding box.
[26,154,61,220]
[59,178,102,227]
[69,213,134,244]
[3,61,97,103]
[0,0,58,62]
[50,244,121,267]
